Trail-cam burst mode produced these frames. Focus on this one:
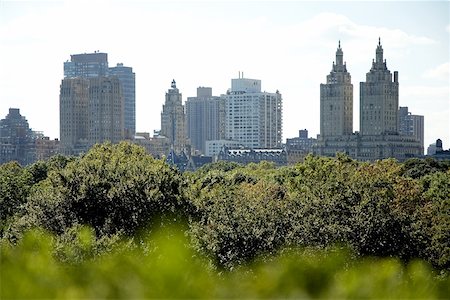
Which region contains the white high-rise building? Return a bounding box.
[224,76,282,149]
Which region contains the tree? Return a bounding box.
[7,142,188,238]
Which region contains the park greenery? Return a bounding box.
[1,142,449,298]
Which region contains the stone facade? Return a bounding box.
[320,41,353,137]
[133,132,171,159]
[314,40,422,161]
[360,39,399,136]
[160,80,187,154]
[313,133,422,162]
[35,136,60,161]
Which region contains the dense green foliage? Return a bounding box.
[4,143,188,240]
[1,142,449,297]
[1,226,449,299]
[187,154,450,270]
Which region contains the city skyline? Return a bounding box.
[1,1,448,148]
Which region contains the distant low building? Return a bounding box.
[134,132,171,159]
[205,139,243,157]
[186,155,213,171]
[0,108,36,165]
[218,148,287,166]
[166,149,189,171]
[313,133,422,162]
[35,136,60,161]
[427,139,450,160]
[286,129,317,164]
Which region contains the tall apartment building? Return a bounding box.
[88,77,124,144]
[360,39,399,135]
[0,108,36,165]
[399,106,424,154]
[59,77,124,155]
[64,52,135,140]
[109,63,136,139]
[320,41,353,137]
[224,77,282,149]
[186,87,225,154]
[64,52,109,78]
[160,80,186,153]
[60,78,89,155]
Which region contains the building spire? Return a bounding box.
[336,40,343,66]
[171,79,176,89]
[376,38,383,64]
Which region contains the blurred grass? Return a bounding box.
[1,226,448,299]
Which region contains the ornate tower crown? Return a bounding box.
[376,37,383,64]
[336,40,344,66]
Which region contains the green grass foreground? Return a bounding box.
[1,226,448,299]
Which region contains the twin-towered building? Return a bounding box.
[315,39,423,161]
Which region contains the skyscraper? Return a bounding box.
[109,63,136,139]
[224,76,282,149]
[186,87,225,154]
[64,52,109,78]
[160,80,186,153]
[320,41,353,137]
[360,39,399,135]
[88,77,124,145]
[59,77,124,155]
[59,78,89,155]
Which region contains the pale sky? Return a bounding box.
[0,0,449,149]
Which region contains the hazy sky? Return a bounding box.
[1,0,449,149]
